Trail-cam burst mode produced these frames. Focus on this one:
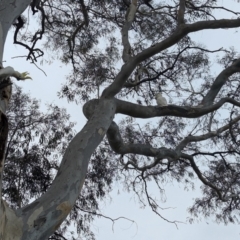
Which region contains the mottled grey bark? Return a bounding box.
[0,99,116,240]
[1,1,240,239]
[0,1,110,240]
[0,2,32,239]
[15,99,116,240]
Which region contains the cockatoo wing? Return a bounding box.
[155,93,168,106]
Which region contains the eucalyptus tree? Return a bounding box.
[1,0,240,239]
[3,86,112,239]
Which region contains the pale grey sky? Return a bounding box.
[3,1,240,239]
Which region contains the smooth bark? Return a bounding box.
[1,1,240,239]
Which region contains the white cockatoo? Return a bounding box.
[0,66,32,81]
[155,93,167,106]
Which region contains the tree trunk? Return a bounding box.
[0,1,116,239]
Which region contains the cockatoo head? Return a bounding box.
[155,93,162,99]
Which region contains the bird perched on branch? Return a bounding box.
[0,66,32,81]
[155,93,167,106]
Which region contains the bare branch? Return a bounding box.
[13,8,45,62]
[176,115,240,152]
[202,58,240,106]
[182,153,224,200]
[124,46,223,89]
[142,176,180,226]
[77,205,135,232]
[191,150,240,157]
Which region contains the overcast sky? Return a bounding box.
[3,1,240,239]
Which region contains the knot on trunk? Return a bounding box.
[83,99,100,119]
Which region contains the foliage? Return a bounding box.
[3,86,117,239]
[7,0,240,239]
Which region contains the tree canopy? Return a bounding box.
[1,0,240,239]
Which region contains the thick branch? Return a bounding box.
[136,18,240,64]
[177,0,186,24]
[121,0,137,62]
[107,120,231,203]
[107,121,179,170]
[115,97,240,119]
[202,58,240,106]
[79,0,89,27]
[102,18,240,98]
